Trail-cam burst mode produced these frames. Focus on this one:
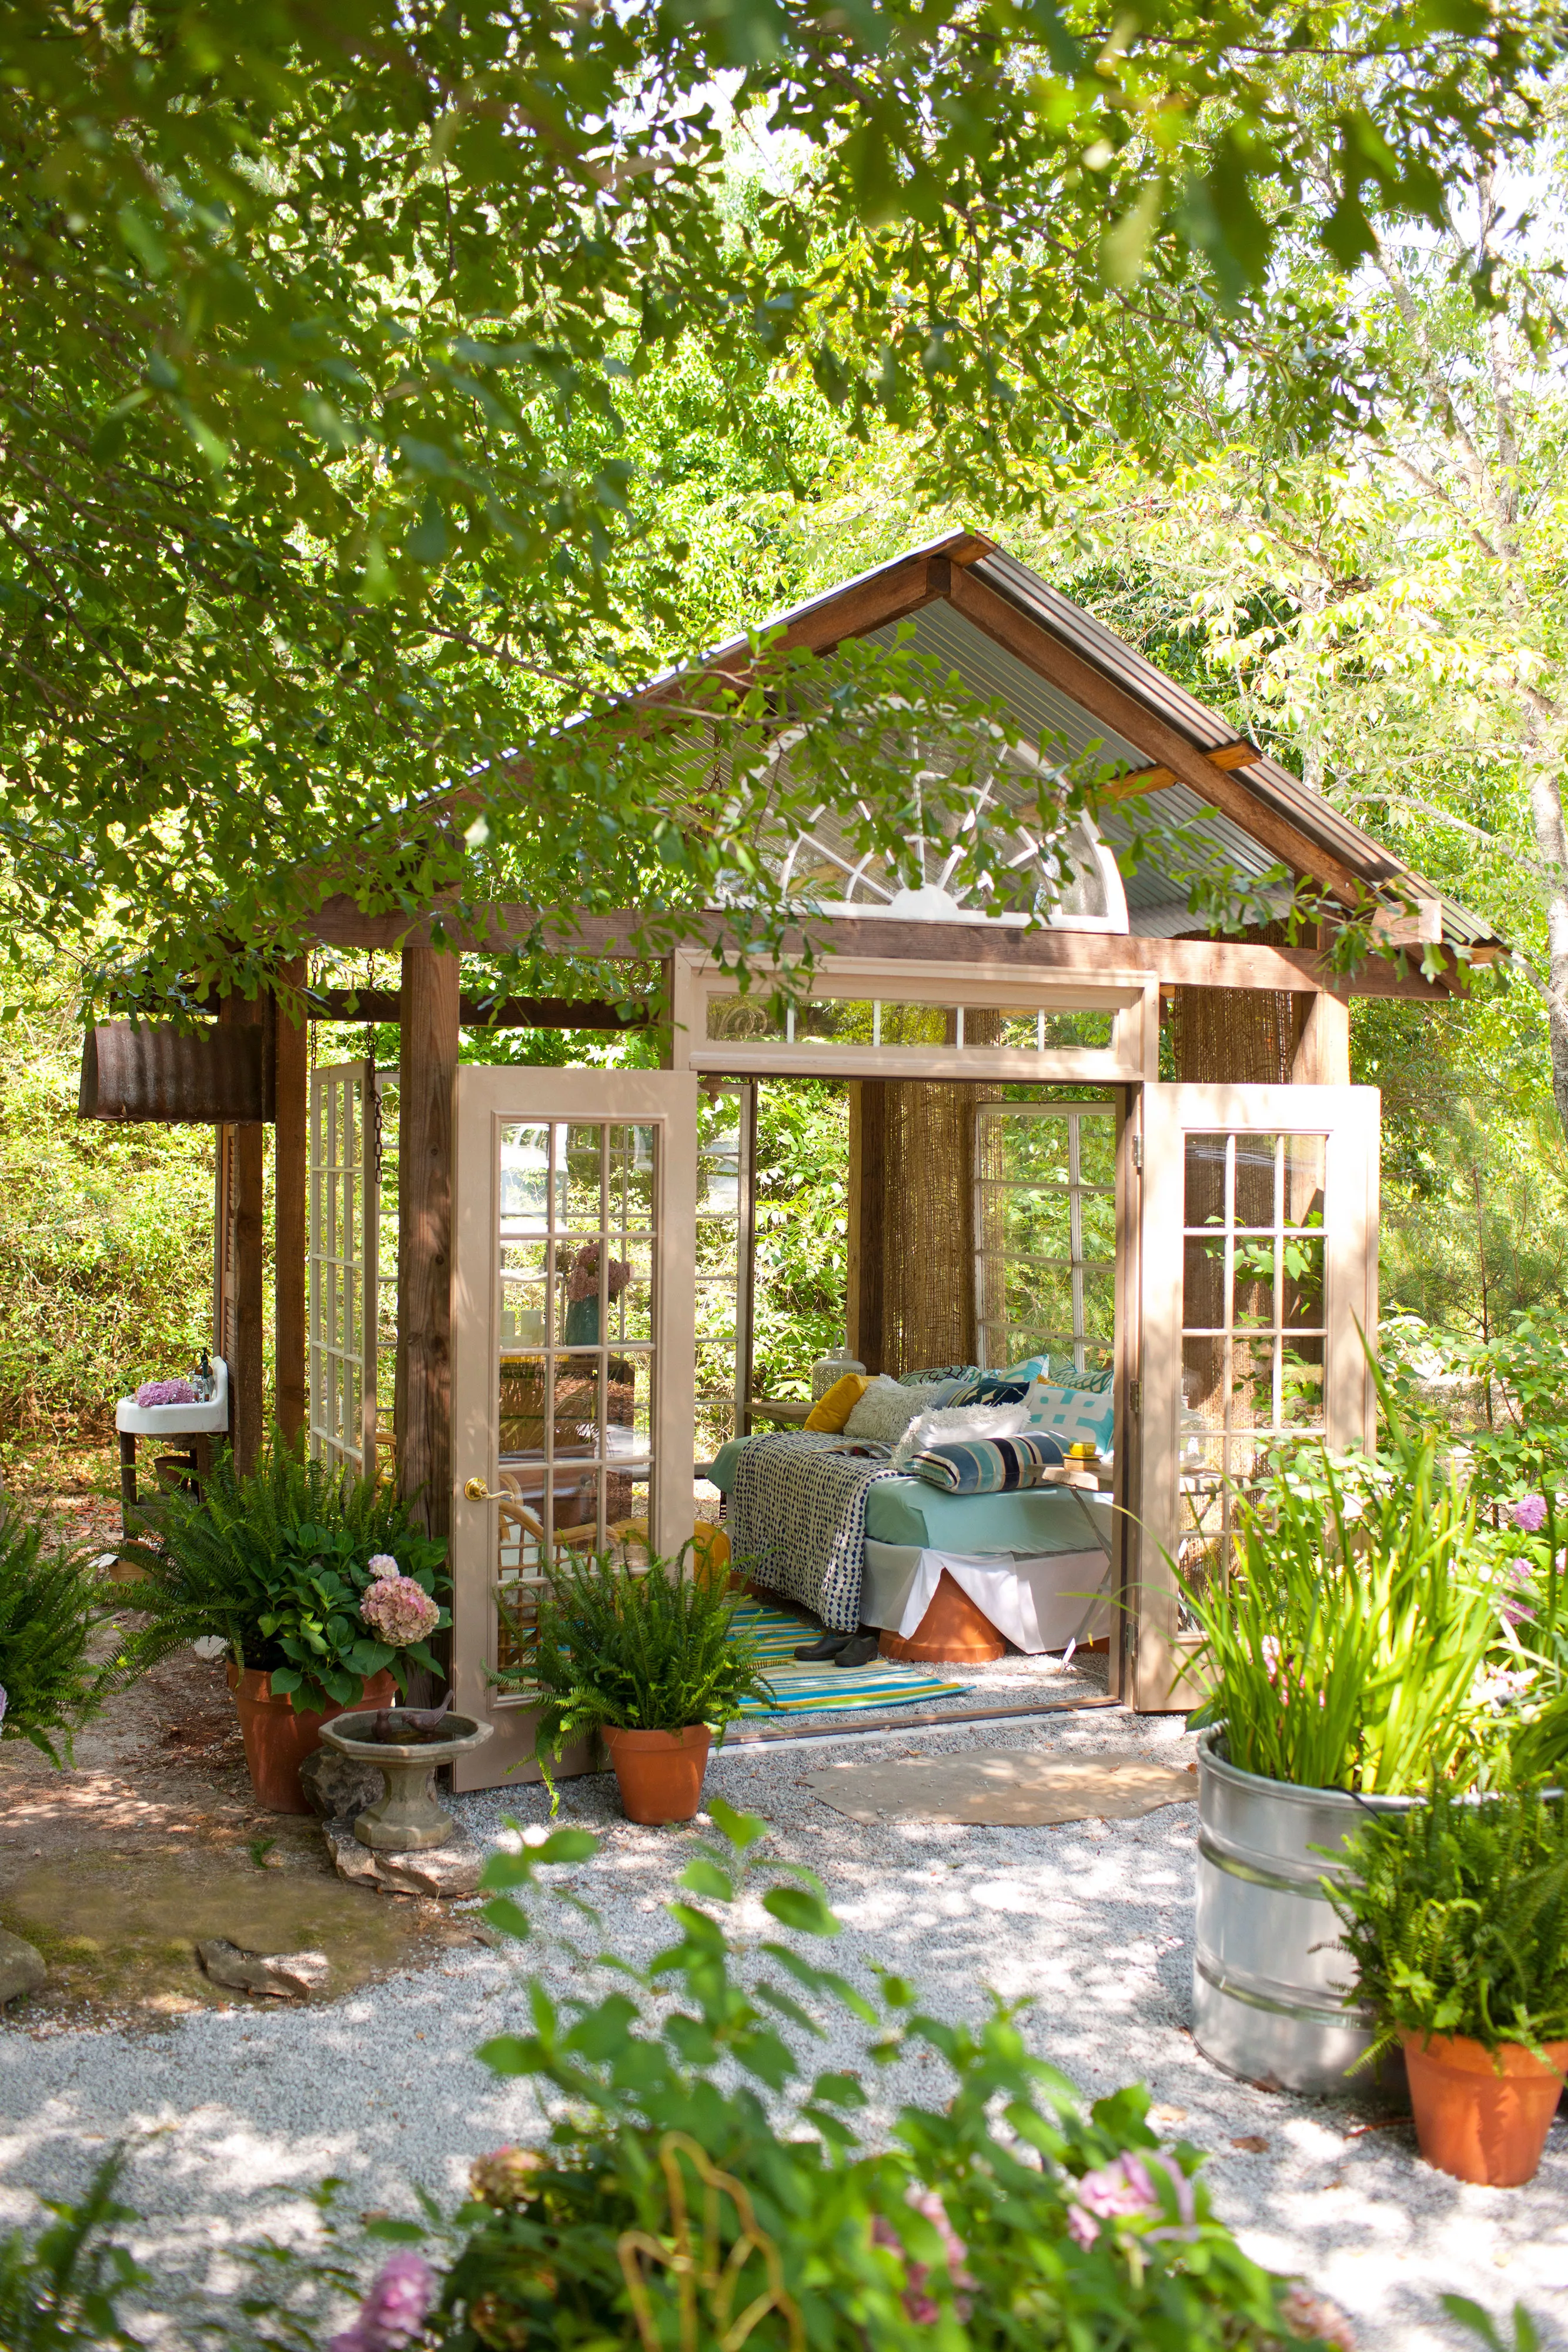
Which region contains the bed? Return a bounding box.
[706,1432,1114,1652]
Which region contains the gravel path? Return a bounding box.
[1,1704,1564,2351]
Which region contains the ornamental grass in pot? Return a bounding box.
[1326,1786,1568,2185]
[1180,1393,1519,2094]
[119,1434,450,1811]
[505,1546,771,1822]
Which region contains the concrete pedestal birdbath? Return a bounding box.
[320,1710,494,1852]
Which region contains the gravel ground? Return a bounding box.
[1,1703,1564,2351]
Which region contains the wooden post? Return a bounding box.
[215,991,266,1475]
[1291,990,1351,1087]
[272,957,308,1448]
[845,1080,887,1373]
[396,944,460,1537]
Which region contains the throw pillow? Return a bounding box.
[947,1373,1035,1408]
[890,1399,1030,1469]
[896,1362,978,1387]
[1022,1379,1116,1457]
[843,1374,955,1445]
[905,1431,1066,1492]
[803,1372,869,1432]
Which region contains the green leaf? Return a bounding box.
[406,493,449,565]
[762,1885,841,1938]
[678,1857,734,1902]
[481,1897,531,1942]
[535,1829,600,1865]
[705,1797,766,1852]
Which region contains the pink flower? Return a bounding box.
[566,1242,633,1304]
[871,2190,975,2323]
[1281,2284,1358,2348]
[360,1576,440,1648]
[1503,1559,1537,1627]
[1065,2150,1195,2249]
[135,1378,195,1408]
[327,2251,436,2352]
[366,1553,401,1581]
[1511,1494,1549,1534]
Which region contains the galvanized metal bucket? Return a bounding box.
[1192,1729,1419,2096]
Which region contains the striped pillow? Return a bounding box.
[905,1431,1066,1492]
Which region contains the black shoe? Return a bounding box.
[831,1634,881,1669]
[793,1632,852,1661]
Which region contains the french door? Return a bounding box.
[308,1059,379,1475]
[1129,1083,1380,1710]
[449,1067,698,1787]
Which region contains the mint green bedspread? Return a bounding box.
[706,1437,1099,1554]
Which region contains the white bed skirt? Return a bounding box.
[860,1540,1114,1653]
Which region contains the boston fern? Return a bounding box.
[0,1510,127,1766]
[499,1549,771,1796]
[1326,1787,1568,2061]
[119,1434,449,1712]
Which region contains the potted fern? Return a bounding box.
[120,1435,449,1812]
[1326,1786,1568,2185]
[500,1548,771,1823]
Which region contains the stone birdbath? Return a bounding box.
[320,1710,494,1852]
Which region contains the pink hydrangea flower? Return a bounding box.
[366,1553,401,1581]
[1503,1559,1537,1627]
[871,2189,975,2323]
[1066,2150,1195,2249]
[327,2251,436,2352]
[135,1378,195,1408]
[360,1576,440,1648]
[1511,1494,1549,1534]
[566,1242,633,1303]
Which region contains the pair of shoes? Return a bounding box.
[793,1631,851,1661]
[833,1633,881,1670]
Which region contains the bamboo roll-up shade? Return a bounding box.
[870,1014,1001,1375]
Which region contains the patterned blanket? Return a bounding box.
[728,1432,900,1633]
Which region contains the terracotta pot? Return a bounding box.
[1402,2030,1568,2186]
[227,1663,397,1814]
[879,1569,1008,1663]
[603,1725,713,1824]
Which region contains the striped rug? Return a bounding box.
[730,1601,971,1716]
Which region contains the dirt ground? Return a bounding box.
[0,1490,487,2033]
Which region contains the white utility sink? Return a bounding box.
[115,1355,229,1436]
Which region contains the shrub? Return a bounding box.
[0,2147,145,2350]
[118,1435,449,1712]
[1326,1785,1568,2063]
[497,1548,771,1797]
[0,1509,125,1765]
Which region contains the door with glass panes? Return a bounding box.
[1132,1083,1380,1711]
[449,1068,698,1788]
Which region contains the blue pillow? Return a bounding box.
[948,1374,1034,1407]
[1023,1382,1115,1456]
[905,1431,1066,1492]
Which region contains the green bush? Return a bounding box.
[386,1804,1351,2351]
[0,1511,125,1765]
[0,2149,145,2350]
[1326,1786,1568,2062]
[119,1435,448,1712]
[499,1549,771,1799]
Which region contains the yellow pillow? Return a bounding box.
[804,1372,868,1432]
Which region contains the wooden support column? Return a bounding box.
[845,1080,887,1374]
[1291,990,1351,1087]
[395,944,460,1536]
[215,992,266,1475]
[272,957,308,1448]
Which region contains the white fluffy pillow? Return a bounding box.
[843,1375,950,1445]
[890,1399,1030,1469]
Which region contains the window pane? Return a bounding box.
[1075,1113,1118,1187]
[1184,1134,1229,1230]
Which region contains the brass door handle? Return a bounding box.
[463,1478,508,1503]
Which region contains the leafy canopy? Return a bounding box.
[0,0,1561,993]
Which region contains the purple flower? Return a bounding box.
[327,2253,436,2352]
[1511,1494,1549,1534]
[1503,1559,1537,1627]
[135,1378,196,1408]
[1065,2150,1196,2249]
[871,2191,975,2323]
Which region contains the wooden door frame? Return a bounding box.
[1130,1081,1380,1711]
[449,1065,699,1789]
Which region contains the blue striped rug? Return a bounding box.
[730,1602,971,1716]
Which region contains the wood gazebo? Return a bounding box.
[82,530,1501,1768]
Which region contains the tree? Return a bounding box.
[0,0,1561,995]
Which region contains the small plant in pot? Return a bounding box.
[502,1546,771,1822]
[1326,1785,1568,2186]
[120,1433,450,1812]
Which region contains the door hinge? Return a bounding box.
[1132,1134,1143,1172]
[1129,1377,1142,1414]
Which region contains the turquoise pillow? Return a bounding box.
[1023,1381,1115,1456]
[906,1431,1066,1492]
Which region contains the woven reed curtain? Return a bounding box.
[858,1013,1001,1375]
[1170,987,1295,1084]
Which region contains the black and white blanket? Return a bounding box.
[728,1432,900,1633]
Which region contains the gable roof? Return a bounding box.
[640,529,1499,959]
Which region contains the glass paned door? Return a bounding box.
[308,1059,379,1474]
[450,1067,698,1788]
[1132,1082,1379,1710]
[974,1102,1116,1376]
